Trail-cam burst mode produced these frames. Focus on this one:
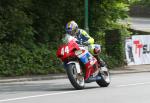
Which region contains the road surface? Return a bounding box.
[130,17,150,32]
[120,17,150,32]
[0,72,150,103]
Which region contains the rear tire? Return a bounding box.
[66,63,85,90]
[96,66,110,87]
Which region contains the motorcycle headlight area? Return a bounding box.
[75,50,83,55]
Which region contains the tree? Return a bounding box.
[0,0,131,76]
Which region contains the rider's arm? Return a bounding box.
[81,29,94,44]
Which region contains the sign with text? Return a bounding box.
[125,35,150,65]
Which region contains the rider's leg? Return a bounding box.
[88,44,105,67]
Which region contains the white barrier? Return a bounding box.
[125,35,150,65]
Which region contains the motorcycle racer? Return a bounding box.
[65,20,104,67]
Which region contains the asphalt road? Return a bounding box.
[0,72,150,103]
[120,17,150,32]
[130,17,150,32]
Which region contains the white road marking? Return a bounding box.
[117,82,150,87]
[1,79,150,102]
[0,90,84,102]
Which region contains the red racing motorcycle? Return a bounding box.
[56,34,110,90]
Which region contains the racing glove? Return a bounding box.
[82,41,90,46]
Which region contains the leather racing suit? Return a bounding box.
[75,29,105,67]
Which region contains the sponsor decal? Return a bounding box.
[133,40,150,57]
[133,40,143,57]
[143,44,150,54]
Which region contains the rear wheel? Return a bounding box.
[66,63,85,90]
[96,65,110,87]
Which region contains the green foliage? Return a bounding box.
[104,25,130,68]
[0,43,63,76]
[131,0,150,6]
[0,0,34,44]
[89,1,130,68]
[0,0,130,76]
[100,53,119,69]
[130,0,150,17]
[89,0,129,34]
[31,0,84,43]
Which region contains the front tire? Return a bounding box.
[66,63,85,90]
[96,65,110,87]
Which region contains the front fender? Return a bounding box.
[67,61,81,74]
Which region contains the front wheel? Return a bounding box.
[66,63,85,90]
[96,66,110,87]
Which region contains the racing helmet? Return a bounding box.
[65,21,78,36]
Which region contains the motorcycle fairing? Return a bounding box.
[76,49,98,80]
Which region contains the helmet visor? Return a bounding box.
[66,29,76,36]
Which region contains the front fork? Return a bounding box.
[64,61,82,74]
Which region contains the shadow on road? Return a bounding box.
[0,82,101,93]
[0,83,72,92]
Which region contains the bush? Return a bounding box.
[100,54,120,69]
[97,25,130,69]
[0,0,131,76]
[0,43,64,76]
